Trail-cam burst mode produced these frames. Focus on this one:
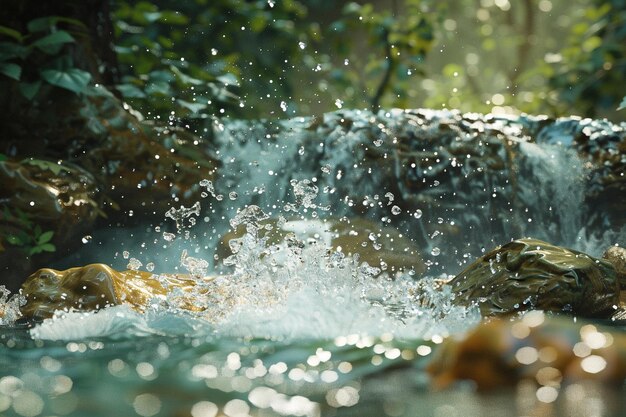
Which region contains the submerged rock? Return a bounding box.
[428,312,626,391]
[20,264,205,320]
[448,238,625,318]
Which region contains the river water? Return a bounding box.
[1,109,625,416]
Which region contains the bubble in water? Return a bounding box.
[81,235,92,244]
[373,139,383,147]
[413,209,423,219]
[146,263,155,272]
[431,247,441,256]
[391,205,401,215]
[163,232,176,242]
[298,146,305,155]
[122,251,130,259]
[229,192,238,200]
[127,258,142,270]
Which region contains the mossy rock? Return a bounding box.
[448,238,623,318]
[20,263,205,320]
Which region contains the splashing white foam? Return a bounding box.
[30,207,479,342]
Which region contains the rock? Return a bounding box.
[427,312,626,391]
[448,238,624,318]
[19,264,206,320]
[217,216,425,276]
[3,88,219,224]
[603,246,626,282]
[0,159,101,292]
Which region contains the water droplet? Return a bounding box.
[81,235,92,244]
[163,232,176,242]
[127,258,142,270]
[431,247,441,256]
[122,251,130,259]
[229,192,238,200]
[146,262,155,272]
[413,209,423,219]
[391,205,401,215]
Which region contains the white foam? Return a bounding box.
[30,305,211,341]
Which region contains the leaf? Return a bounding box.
[170,66,203,85]
[40,68,91,94]
[0,42,28,60]
[32,30,75,53]
[27,16,86,32]
[0,62,20,80]
[143,12,162,23]
[6,235,23,246]
[116,83,146,98]
[618,96,626,111]
[216,73,239,87]
[40,243,56,252]
[37,231,54,245]
[19,80,42,100]
[0,25,23,42]
[160,11,189,25]
[28,246,43,256]
[177,99,207,113]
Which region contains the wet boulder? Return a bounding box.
[448,238,625,318]
[428,312,626,391]
[0,159,100,292]
[19,263,205,320]
[3,87,219,224]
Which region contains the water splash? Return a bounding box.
[0,285,25,326]
[29,203,479,341]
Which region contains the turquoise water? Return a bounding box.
[2,321,625,417]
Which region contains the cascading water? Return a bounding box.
[1,109,625,417]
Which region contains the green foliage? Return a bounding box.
[0,17,92,99]
[0,207,56,256]
[315,1,437,111]
[548,0,626,117]
[112,0,309,120]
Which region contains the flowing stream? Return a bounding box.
[1,109,625,417]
